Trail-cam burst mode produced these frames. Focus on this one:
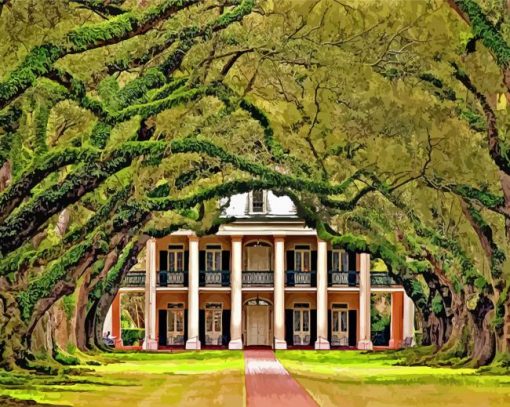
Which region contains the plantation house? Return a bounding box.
[106,191,415,350]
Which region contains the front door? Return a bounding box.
[205,303,222,345]
[293,304,311,345]
[246,305,269,345]
[331,304,349,346]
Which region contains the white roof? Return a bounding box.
[220,191,298,219]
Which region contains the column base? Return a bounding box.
[314,338,330,350]
[114,338,123,349]
[142,338,158,351]
[403,336,416,347]
[185,338,201,350]
[228,338,243,350]
[357,340,373,350]
[389,339,403,349]
[274,339,287,350]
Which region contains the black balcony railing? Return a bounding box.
[199,270,230,287]
[242,271,273,287]
[371,272,397,286]
[328,271,359,287]
[157,270,188,287]
[286,271,316,287]
[121,271,146,287]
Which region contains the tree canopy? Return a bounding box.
[0,0,509,372]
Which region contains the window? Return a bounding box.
[206,244,222,271]
[205,303,222,334]
[331,250,349,271]
[167,303,185,334]
[332,304,348,333]
[251,190,266,213]
[293,303,310,345]
[295,245,311,272]
[168,245,184,271]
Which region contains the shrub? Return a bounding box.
[121,328,145,346]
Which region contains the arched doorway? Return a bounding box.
[244,297,273,346]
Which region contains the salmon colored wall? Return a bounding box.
[391,291,404,348]
[328,292,360,342]
[242,292,273,303]
[199,292,231,309]
[198,235,231,251]
[111,293,122,347]
[156,292,187,340]
[284,236,317,251]
[242,235,273,246]
[284,292,317,308]
[156,292,187,310]
[155,236,188,270]
[327,292,359,310]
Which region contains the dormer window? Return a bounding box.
[250,190,267,213]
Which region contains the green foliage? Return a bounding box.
[431,291,444,314]
[455,0,510,67]
[17,236,106,321]
[121,328,145,346]
[0,44,63,108]
[61,294,75,320]
[53,348,80,366]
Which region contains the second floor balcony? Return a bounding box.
[199,270,230,287]
[157,270,188,287]
[121,271,146,287]
[242,270,273,287]
[371,272,397,286]
[286,270,316,287]
[328,270,359,287]
[120,269,399,289]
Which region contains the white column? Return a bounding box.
[315,239,330,349]
[229,236,243,349]
[403,292,415,346]
[358,252,373,350]
[103,304,113,336]
[274,236,287,349]
[186,235,201,349]
[143,238,158,350]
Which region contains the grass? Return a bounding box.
[0,351,245,406]
[2,349,510,406]
[276,350,510,407]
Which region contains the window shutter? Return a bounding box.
[184,309,188,343]
[199,310,206,345]
[341,251,349,271]
[327,310,332,343]
[199,251,206,270]
[222,310,231,345]
[327,250,332,271]
[184,251,189,272]
[159,250,168,271]
[311,250,317,272]
[348,310,357,347]
[222,250,230,271]
[285,309,294,345]
[348,251,356,271]
[286,251,294,271]
[310,310,317,345]
[158,309,167,346]
[159,270,168,287]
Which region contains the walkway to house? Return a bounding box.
[244,349,318,407]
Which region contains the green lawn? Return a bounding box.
[0,351,245,406]
[276,350,510,407]
[2,350,510,407]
